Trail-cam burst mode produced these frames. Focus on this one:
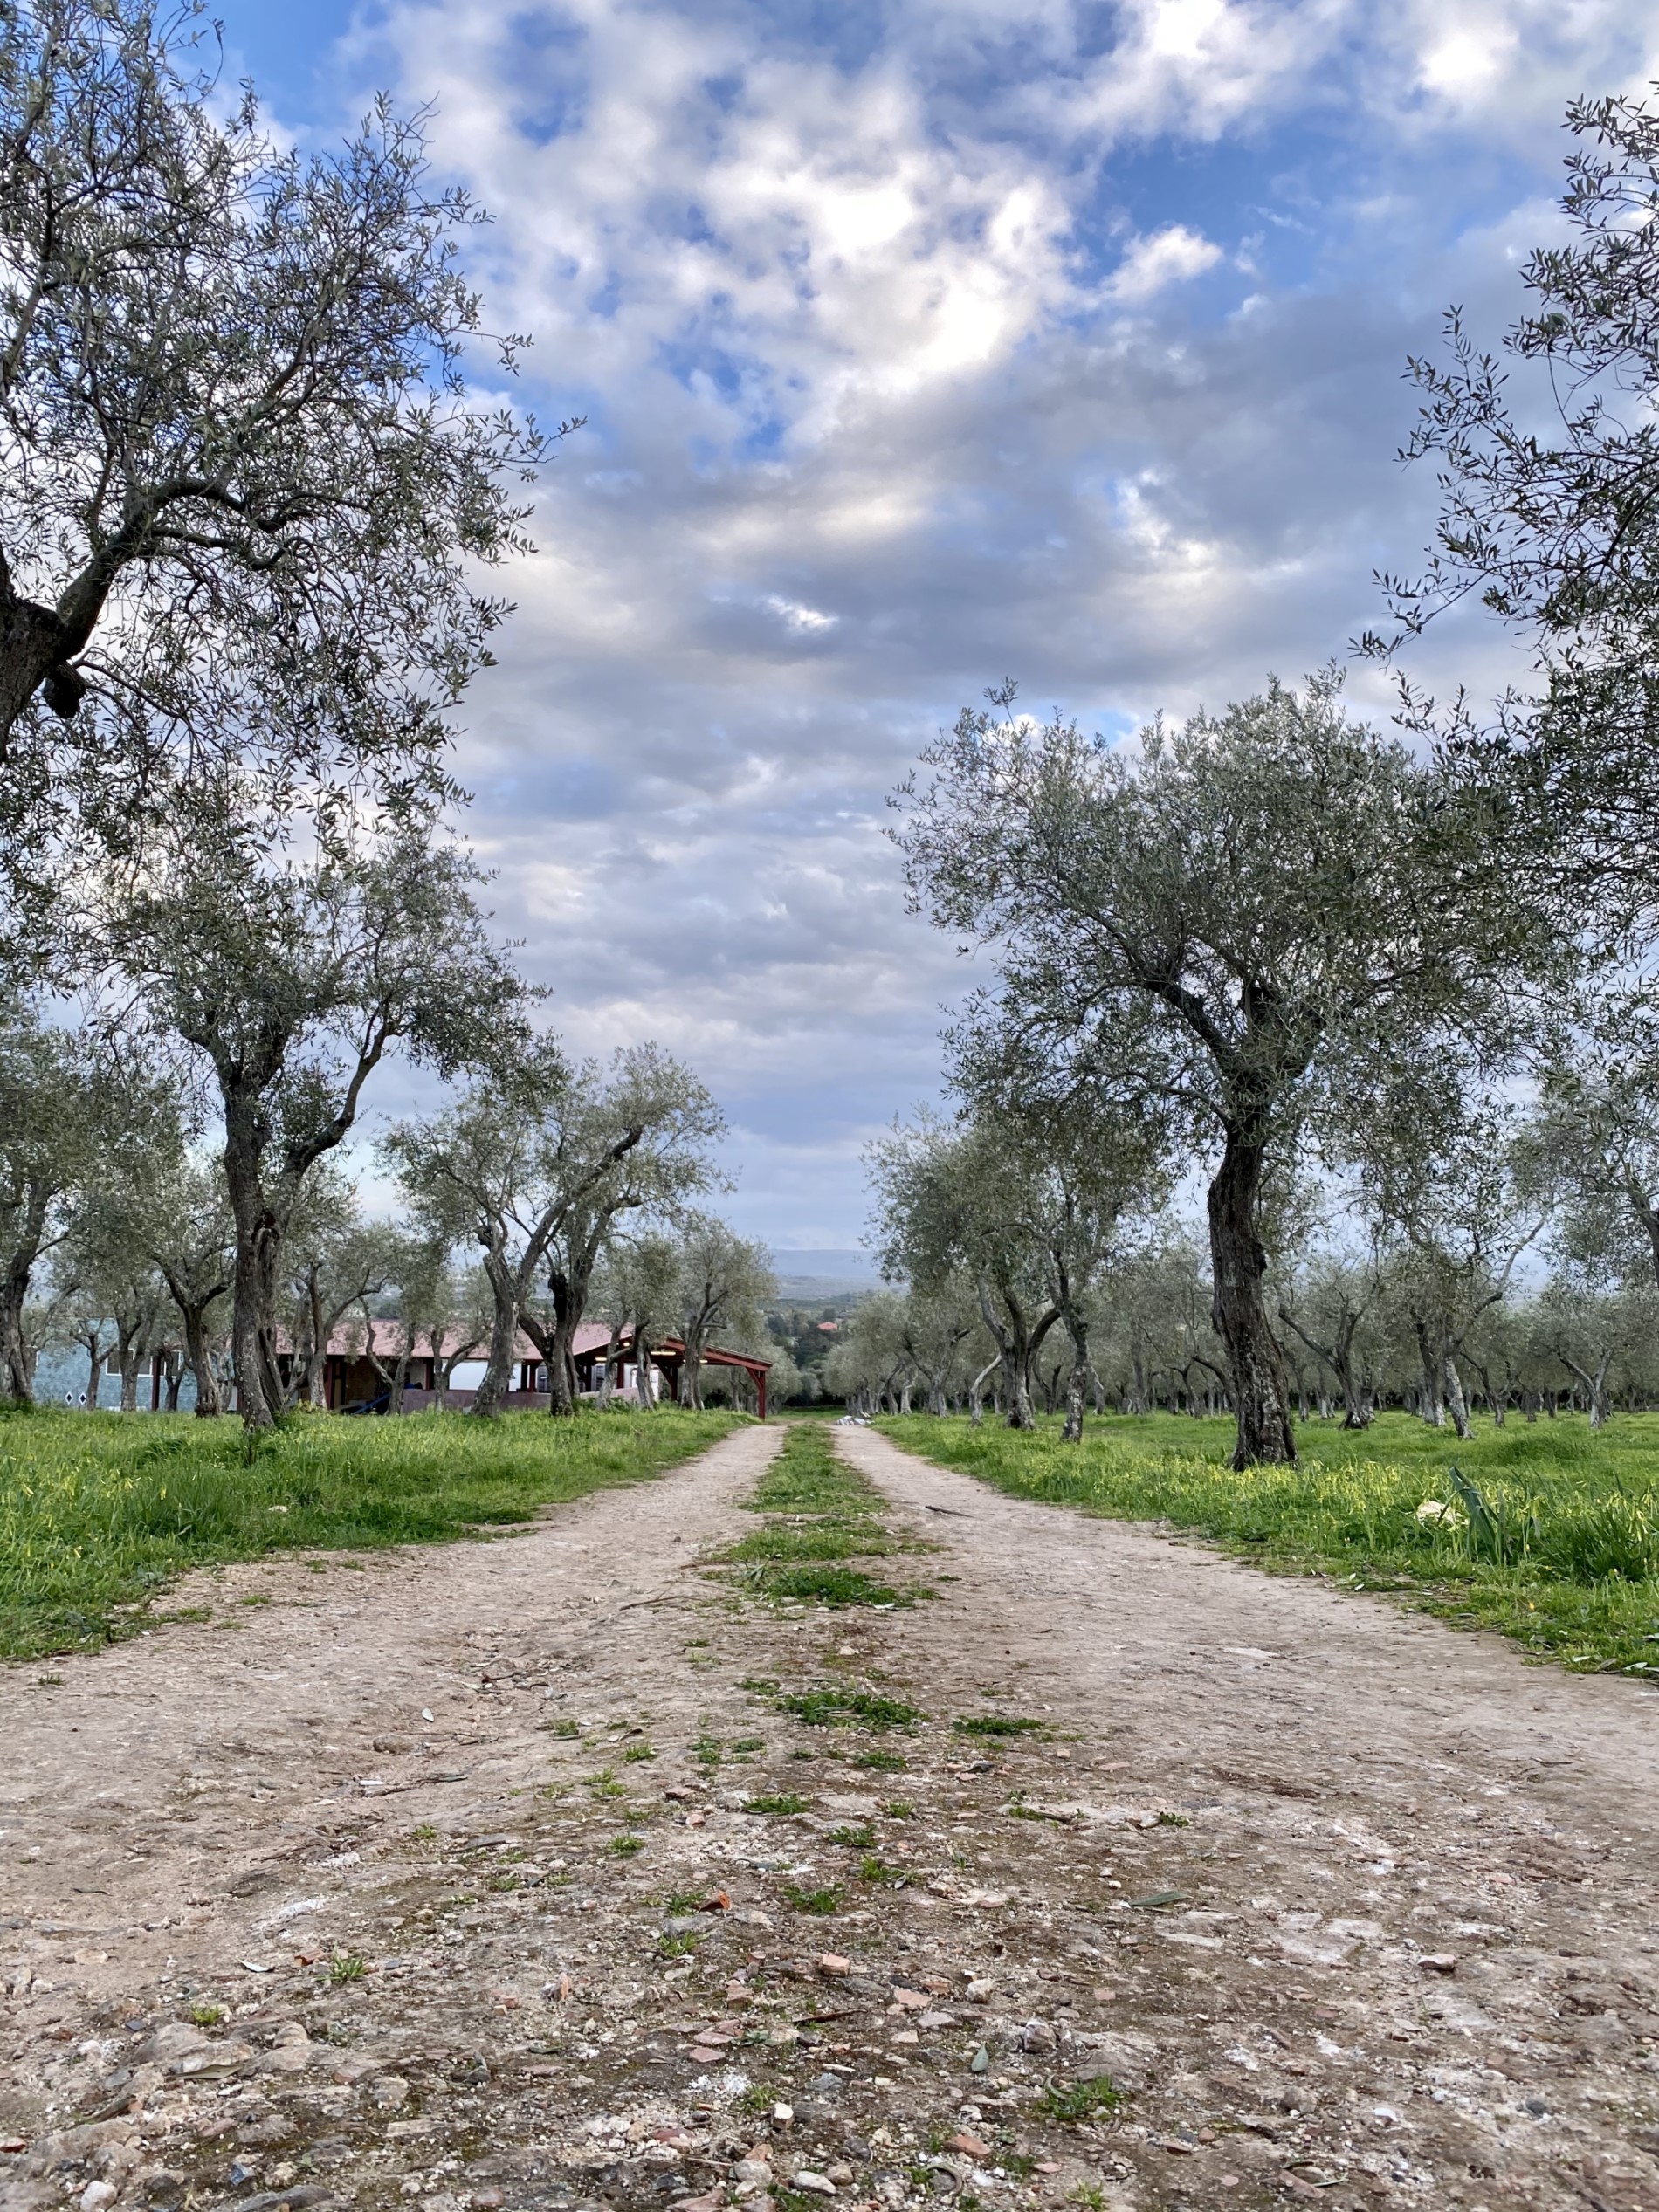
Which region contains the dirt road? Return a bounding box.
[2,1421,1656,2212]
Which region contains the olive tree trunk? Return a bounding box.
[1058,1306,1091,1443]
[0,1264,33,1404]
[0,1185,52,1405]
[1558,1349,1612,1428]
[471,1247,525,1417]
[633,1328,657,1409]
[1207,1123,1296,1468]
[162,1276,225,1418]
[224,1103,288,1429]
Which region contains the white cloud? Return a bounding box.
[1108,225,1226,303]
[279,0,1659,1240]
[762,595,840,634]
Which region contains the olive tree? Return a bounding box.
[823,1292,916,1415]
[868,1115,1058,1430]
[1360,1087,1549,1438]
[0,1006,173,1401]
[895,1281,984,1417]
[0,0,555,835]
[280,1184,402,1411]
[867,1096,1160,1436]
[1532,1018,1659,1293]
[387,1045,724,1418]
[111,790,526,1426]
[342,1232,457,1415]
[1276,1254,1382,1431]
[522,1069,726,1418]
[671,1219,775,1410]
[59,1199,169,1412]
[147,1158,233,1415]
[895,677,1533,1467]
[589,1231,683,1408]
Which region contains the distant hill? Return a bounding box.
[769,1247,888,1298]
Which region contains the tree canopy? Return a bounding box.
[1370,89,1659,937]
[0,0,559,881]
[893,676,1545,1466]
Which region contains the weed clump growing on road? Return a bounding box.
[782,1881,843,1915]
[779,1685,922,1730]
[1039,2074,1120,2124]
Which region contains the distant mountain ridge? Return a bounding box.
[769,1247,885,1295]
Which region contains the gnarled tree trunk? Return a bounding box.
[1442,1354,1474,1440]
[472,1265,519,1414]
[1207,1123,1296,1468]
[0,1184,52,1405]
[1057,1303,1091,1443]
[223,1097,289,1429]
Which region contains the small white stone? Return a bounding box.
[79,2186,117,2212]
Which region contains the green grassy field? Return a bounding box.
[0,1405,742,1661]
[878,1410,1659,1680]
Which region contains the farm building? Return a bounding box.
[317,1321,771,1419]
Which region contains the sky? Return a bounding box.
[211,0,1659,1253]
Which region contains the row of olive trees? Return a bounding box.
[0,3,607,1425]
[877,663,1659,1454]
[2,988,781,1419]
[870,670,1659,1455]
[884,673,1550,1466]
[831,1237,1659,1433]
[879,90,1659,1467]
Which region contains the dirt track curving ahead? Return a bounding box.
[2,1419,1656,2212]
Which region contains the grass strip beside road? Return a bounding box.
[877,1410,1659,1680]
[0,1405,742,1661]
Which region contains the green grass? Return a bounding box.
[953,1714,1047,1738]
[746,1562,913,1606]
[0,1405,741,1660]
[778,1684,923,1729]
[724,1518,897,1562]
[746,1792,811,1815]
[781,1882,843,1914]
[718,1418,930,1606]
[879,1411,1659,1680]
[1039,2075,1120,2125]
[749,1422,872,1513]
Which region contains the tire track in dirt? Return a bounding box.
[834,1421,1659,2212]
[0,1424,783,2057]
